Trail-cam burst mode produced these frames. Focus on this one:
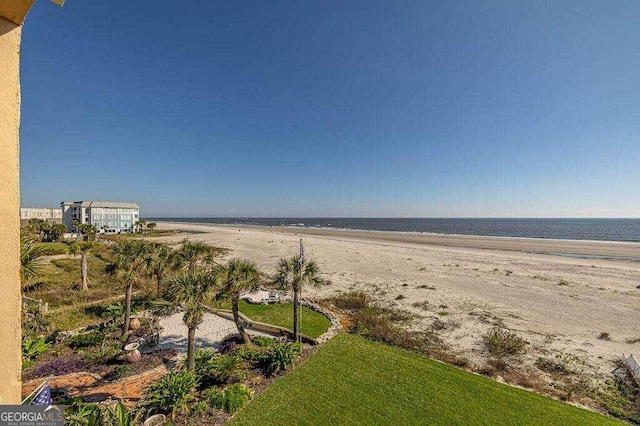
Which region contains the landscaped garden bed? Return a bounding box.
[22,317,170,383]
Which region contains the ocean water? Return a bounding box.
[149,218,640,243]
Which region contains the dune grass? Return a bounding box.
[238,300,330,338]
[232,334,620,426]
[23,250,155,331]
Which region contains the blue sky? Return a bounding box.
[19,1,640,217]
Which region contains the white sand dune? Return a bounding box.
[154,221,640,376]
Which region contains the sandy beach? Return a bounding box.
[154,221,640,377]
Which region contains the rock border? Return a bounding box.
[299,299,341,344]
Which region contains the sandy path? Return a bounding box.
[154,221,640,376]
[157,313,271,353]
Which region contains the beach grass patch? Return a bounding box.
[483,327,529,356]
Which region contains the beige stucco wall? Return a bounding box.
[0,16,23,404]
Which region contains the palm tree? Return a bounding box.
[164,269,218,370]
[216,259,260,344]
[271,256,325,342]
[110,240,153,334]
[20,233,47,286]
[77,223,97,242]
[146,243,183,294]
[179,240,212,271]
[47,223,67,242]
[135,219,147,234]
[146,222,157,231]
[69,241,93,291]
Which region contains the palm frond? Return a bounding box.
[20,234,47,283]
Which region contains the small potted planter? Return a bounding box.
[124,342,142,363]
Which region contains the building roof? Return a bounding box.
[0,0,36,25]
[20,207,61,210]
[60,201,139,209]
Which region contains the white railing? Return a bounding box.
[622,353,640,382]
[22,295,49,315]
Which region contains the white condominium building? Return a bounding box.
[61,201,140,233]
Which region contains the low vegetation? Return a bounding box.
[204,384,253,414]
[594,361,640,424]
[139,369,198,419]
[327,291,465,366]
[135,336,300,422]
[482,327,529,356]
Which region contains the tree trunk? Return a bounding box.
[292,284,300,342]
[123,281,133,335]
[81,253,88,291]
[232,296,251,344]
[187,326,196,371]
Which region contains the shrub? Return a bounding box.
[65,402,103,425]
[82,339,122,364]
[328,291,370,310]
[535,354,579,375]
[263,342,302,376]
[67,331,105,349]
[350,306,413,341]
[114,365,130,379]
[488,357,510,372]
[101,304,124,324]
[194,348,218,378]
[598,332,611,341]
[202,387,225,410]
[595,369,640,424]
[190,401,210,416]
[211,355,247,384]
[560,373,594,401]
[22,336,50,367]
[139,369,197,419]
[482,328,528,356]
[22,304,51,336]
[223,384,253,413]
[252,336,274,347]
[204,384,253,413]
[104,401,141,426]
[194,350,247,384]
[233,344,267,364]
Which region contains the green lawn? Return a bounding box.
[37,241,69,255]
[238,300,330,339]
[232,334,620,426]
